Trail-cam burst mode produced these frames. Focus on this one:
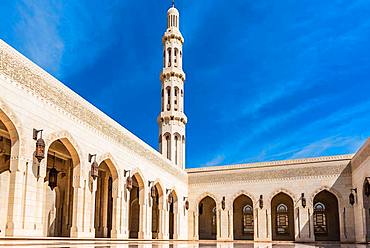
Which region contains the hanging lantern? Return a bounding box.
[349,192,355,206]
[151,186,156,198]
[34,129,45,162]
[126,176,133,191]
[221,196,226,210]
[184,200,189,210]
[365,179,370,197]
[301,193,307,208]
[0,137,4,154]
[48,167,58,190]
[168,192,173,204]
[91,160,99,180]
[259,195,264,209]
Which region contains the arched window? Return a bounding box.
[212,207,217,234]
[163,50,166,68]
[167,87,171,111]
[174,87,179,111]
[161,89,164,111]
[242,205,254,234]
[174,135,178,165]
[174,48,178,67]
[276,204,289,235]
[314,202,327,234]
[165,135,170,160]
[167,48,171,67]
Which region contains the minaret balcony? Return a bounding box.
[157,111,187,125]
[160,67,186,81]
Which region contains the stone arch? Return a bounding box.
[312,190,340,241]
[96,153,120,181]
[44,132,82,237]
[128,168,145,239]
[271,192,295,241]
[94,154,121,238]
[310,186,343,206]
[232,193,254,240]
[44,131,82,170]
[228,191,257,209]
[195,192,220,212]
[198,194,218,240]
[130,168,145,189]
[268,188,297,204]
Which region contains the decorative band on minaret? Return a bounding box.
[158,4,187,169]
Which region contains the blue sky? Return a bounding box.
[1,0,369,168]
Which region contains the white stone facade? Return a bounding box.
[0,4,369,243]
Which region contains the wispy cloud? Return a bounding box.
[205,155,225,166]
[15,0,64,73]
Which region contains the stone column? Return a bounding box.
[123,188,130,238]
[101,174,109,237]
[194,212,199,240]
[111,186,123,238]
[89,178,97,238]
[6,156,27,236]
[296,203,314,242]
[146,194,153,239]
[70,174,85,238]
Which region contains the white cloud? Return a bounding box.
[205,155,225,166]
[15,0,64,73]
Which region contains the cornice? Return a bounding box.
[0,40,187,182]
[186,154,353,174]
[351,137,370,170]
[188,162,352,185]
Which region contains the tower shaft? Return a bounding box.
[158,5,187,169]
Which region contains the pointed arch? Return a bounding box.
[228,191,257,209]
[271,192,295,241]
[96,153,120,181]
[44,131,82,169]
[310,186,343,205]
[268,188,297,203]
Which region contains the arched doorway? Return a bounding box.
[94,160,118,238]
[271,192,295,241]
[44,139,79,237]
[198,196,217,240]
[128,173,144,238]
[168,190,178,239]
[313,190,340,241]
[0,110,19,236]
[233,194,254,240]
[151,183,163,239]
[363,179,370,241]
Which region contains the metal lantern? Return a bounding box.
[91,160,99,180]
[151,186,156,198]
[0,137,4,153]
[259,195,264,209]
[221,196,226,210]
[48,167,58,190]
[33,129,45,162]
[349,192,355,206]
[168,192,173,204]
[185,200,189,210]
[126,176,133,191]
[301,193,307,208]
[365,179,370,197]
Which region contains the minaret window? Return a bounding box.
[167,48,172,67]
[163,50,166,68]
[166,134,171,160]
[167,87,171,111]
[174,48,178,67]
[175,135,178,165]
[174,87,179,111]
[161,89,164,111]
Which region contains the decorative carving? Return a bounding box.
[0,40,187,182]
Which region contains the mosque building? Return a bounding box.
[0,3,369,243]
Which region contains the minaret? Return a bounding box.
[158,2,187,169]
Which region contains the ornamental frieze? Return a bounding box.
[188,163,351,185]
[0,41,186,181]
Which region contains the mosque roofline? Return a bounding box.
[0,39,187,180]
[186,154,354,173]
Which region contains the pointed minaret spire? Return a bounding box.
[158,4,187,169]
